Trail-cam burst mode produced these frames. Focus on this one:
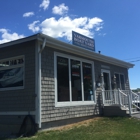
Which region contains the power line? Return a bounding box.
[124,57,140,60]
[129,59,140,63]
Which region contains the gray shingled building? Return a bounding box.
[0,33,135,135]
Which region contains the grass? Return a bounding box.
[5,117,140,140]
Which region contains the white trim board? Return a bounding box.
[0,33,134,69]
[0,111,35,115]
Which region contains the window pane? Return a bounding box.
[71,60,82,101]
[57,56,70,102]
[115,73,120,89]
[103,72,111,90]
[120,74,125,90]
[0,67,23,88]
[83,62,93,101]
[0,61,10,67]
[0,58,24,68]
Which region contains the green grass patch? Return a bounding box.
[11,117,140,140]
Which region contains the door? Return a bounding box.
[101,69,112,100]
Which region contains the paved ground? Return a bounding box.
[131,113,140,119]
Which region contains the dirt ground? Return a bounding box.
[51,117,102,131]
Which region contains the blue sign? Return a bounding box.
[72,31,95,51]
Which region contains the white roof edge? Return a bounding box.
[38,34,134,69]
[0,34,39,49]
[0,33,134,68]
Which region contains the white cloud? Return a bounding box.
[52,3,69,15]
[40,16,103,40]
[23,12,34,17]
[39,0,50,10]
[28,21,40,33]
[0,29,24,44]
[28,16,103,41]
[98,33,106,36]
[95,26,103,31]
[84,17,103,29]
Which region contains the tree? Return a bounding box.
[132,88,140,93]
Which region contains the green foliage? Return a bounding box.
[15,117,140,140]
[132,88,140,93]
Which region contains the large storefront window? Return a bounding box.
[115,73,125,90]
[0,56,24,90]
[55,53,95,106]
[57,57,70,102]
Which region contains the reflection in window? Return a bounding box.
[0,68,23,88]
[115,73,125,90]
[71,60,82,101]
[0,58,24,67]
[120,74,125,90]
[103,72,110,90]
[57,56,70,102]
[115,73,120,89]
[0,56,24,89]
[83,63,93,101]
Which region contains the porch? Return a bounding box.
[102,89,140,116]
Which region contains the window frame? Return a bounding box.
[114,72,125,90]
[54,52,96,107]
[0,55,25,91]
[101,69,112,91]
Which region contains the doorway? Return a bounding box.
[101,69,112,100]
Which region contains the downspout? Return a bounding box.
[36,37,47,128]
[39,38,47,53]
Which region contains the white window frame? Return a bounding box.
[0,55,25,91]
[54,52,96,107]
[114,72,125,90]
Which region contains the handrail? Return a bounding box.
[130,90,140,114]
[132,103,140,110]
[102,89,140,116]
[119,90,127,96]
[131,90,139,101]
[118,90,128,108]
[131,90,139,97]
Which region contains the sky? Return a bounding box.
[0,0,140,89]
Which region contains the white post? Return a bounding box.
[118,89,121,106]
[101,73,105,105]
[128,90,132,116]
[114,90,117,104]
[102,89,105,105]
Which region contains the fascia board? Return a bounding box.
[0,33,134,69]
[0,34,39,49]
[38,34,134,69]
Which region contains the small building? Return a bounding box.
[0,33,135,135]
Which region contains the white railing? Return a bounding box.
[102,89,128,106]
[131,91,140,113]
[102,89,140,115]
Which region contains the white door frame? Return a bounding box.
[101,69,112,101]
[101,69,112,90]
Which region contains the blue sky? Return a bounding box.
[0,0,139,89]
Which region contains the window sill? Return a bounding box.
[55,101,96,107]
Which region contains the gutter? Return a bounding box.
[39,38,47,53]
[0,34,38,49]
[0,33,134,69]
[37,33,134,69]
[36,37,47,128]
